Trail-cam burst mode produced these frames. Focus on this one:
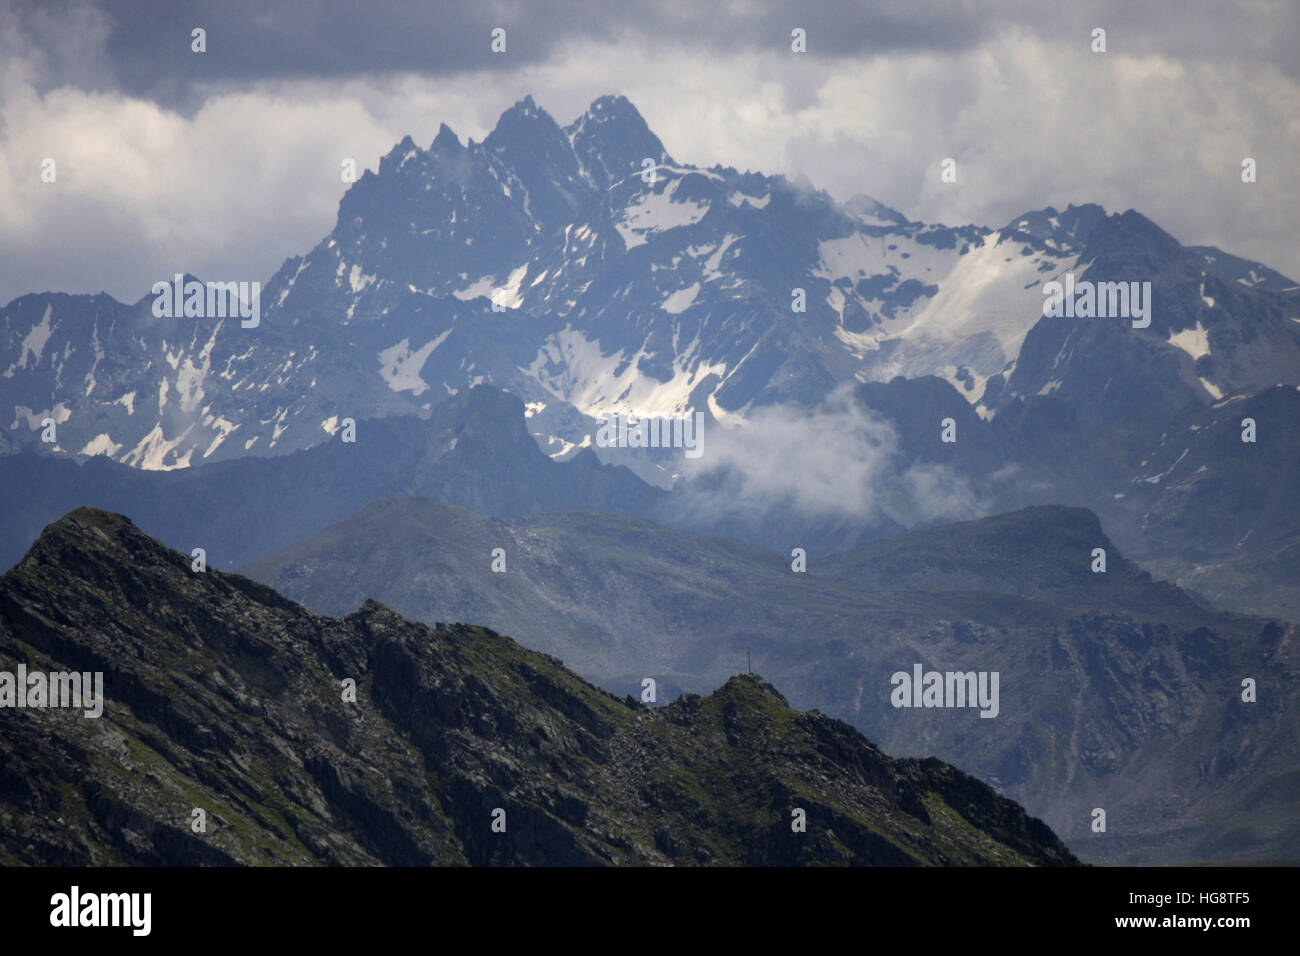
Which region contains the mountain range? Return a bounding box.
[3,94,1297,618]
[2,92,1297,867]
[0,509,1078,866]
[240,495,1300,865]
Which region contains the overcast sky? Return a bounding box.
[2,0,1297,305]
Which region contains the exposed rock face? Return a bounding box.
[0,508,1076,866]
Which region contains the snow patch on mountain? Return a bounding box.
[815,233,953,285]
[12,402,71,431]
[79,433,123,457]
[174,323,221,414]
[704,234,739,279]
[453,275,496,301]
[201,413,240,458]
[524,325,725,418]
[8,305,54,375]
[349,264,377,294]
[897,234,1066,359]
[378,331,452,395]
[856,238,1061,398]
[1169,322,1211,361]
[833,320,884,354]
[492,265,529,309]
[615,179,710,249]
[662,283,700,314]
[123,421,193,470]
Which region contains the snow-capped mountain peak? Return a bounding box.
[4,94,1298,474]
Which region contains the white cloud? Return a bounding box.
[673,388,985,525]
[1,17,1298,305]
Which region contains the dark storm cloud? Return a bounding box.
[17,0,987,110]
[23,0,1296,109]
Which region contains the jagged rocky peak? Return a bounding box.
[378,133,422,175]
[1085,207,1188,260]
[565,93,674,189]
[481,95,593,227]
[1002,202,1107,249]
[431,121,463,153]
[484,94,567,149]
